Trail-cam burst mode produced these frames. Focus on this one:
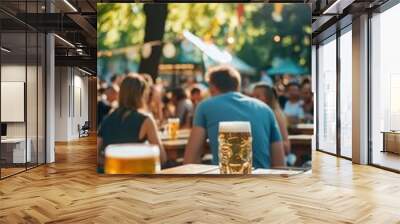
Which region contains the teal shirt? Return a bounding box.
[193,92,282,168]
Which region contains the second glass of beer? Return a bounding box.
[168,118,180,140]
[218,121,252,174]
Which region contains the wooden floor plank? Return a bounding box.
[0,135,399,223]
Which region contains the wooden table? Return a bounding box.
[161,130,312,167]
[158,164,308,175]
[160,129,190,161]
[160,129,191,141]
[1,138,32,165]
[288,123,314,135]
[162,139,188,161]
[382,131,400,154]
[288,134,312,166]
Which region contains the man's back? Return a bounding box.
[193,92,282,168]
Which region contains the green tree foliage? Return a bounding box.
[97,3,311,73]
[97,3,145,50]
[236,4,311,72]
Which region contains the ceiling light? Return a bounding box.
[76,48,85,56]
[78,67,92,76]
[322,0,354,15]
[1,47,11,53]
[63,0,78,12]
[54,34,75,48]
[323,0,340,14]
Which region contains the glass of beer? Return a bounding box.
[104,144,160,174]
[218,121,252,174]
[168,118,180,140]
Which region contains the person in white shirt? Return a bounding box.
[283,82,304,124]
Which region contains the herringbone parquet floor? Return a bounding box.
[1,135,400,223]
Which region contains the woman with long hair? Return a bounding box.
[97,74,167,173]
[140,73,164,123]
[252,83,293,163]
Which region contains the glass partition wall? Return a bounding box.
[0,30,28,177]
[0,2,46,179]
[316,26,353,159]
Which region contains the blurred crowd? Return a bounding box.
[97,72,313,128]
[97,66,313,172]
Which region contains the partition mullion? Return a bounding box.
[0,24,2,180]
[36,14,39,168]
[25,1,28,171]
[336,29,341,157]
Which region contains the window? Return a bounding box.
[317,36,337,154]
[370,3,400,171]
[339,28,352,158]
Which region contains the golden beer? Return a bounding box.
[104,144,160,174]
[168,118,180,140]
[218,122,252,174]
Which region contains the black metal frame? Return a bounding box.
[367,11,373,166]
[36,1,39,167]
[25,1,28,172]
[315,44,319,151]
[336,18,341,157]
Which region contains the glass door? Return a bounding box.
[317,35,337,154]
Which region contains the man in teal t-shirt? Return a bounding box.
[183,65,285,169]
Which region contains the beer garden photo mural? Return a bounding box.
[97,3,312,175]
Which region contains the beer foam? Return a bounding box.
[218,121,251,133]
[105,144,160,158]
[168,118,180,122]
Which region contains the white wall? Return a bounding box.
[55,67,89,141]
[71,73,89,138]
[46,33,55,163]
[55,66,69,141]
[1,65,29,138]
